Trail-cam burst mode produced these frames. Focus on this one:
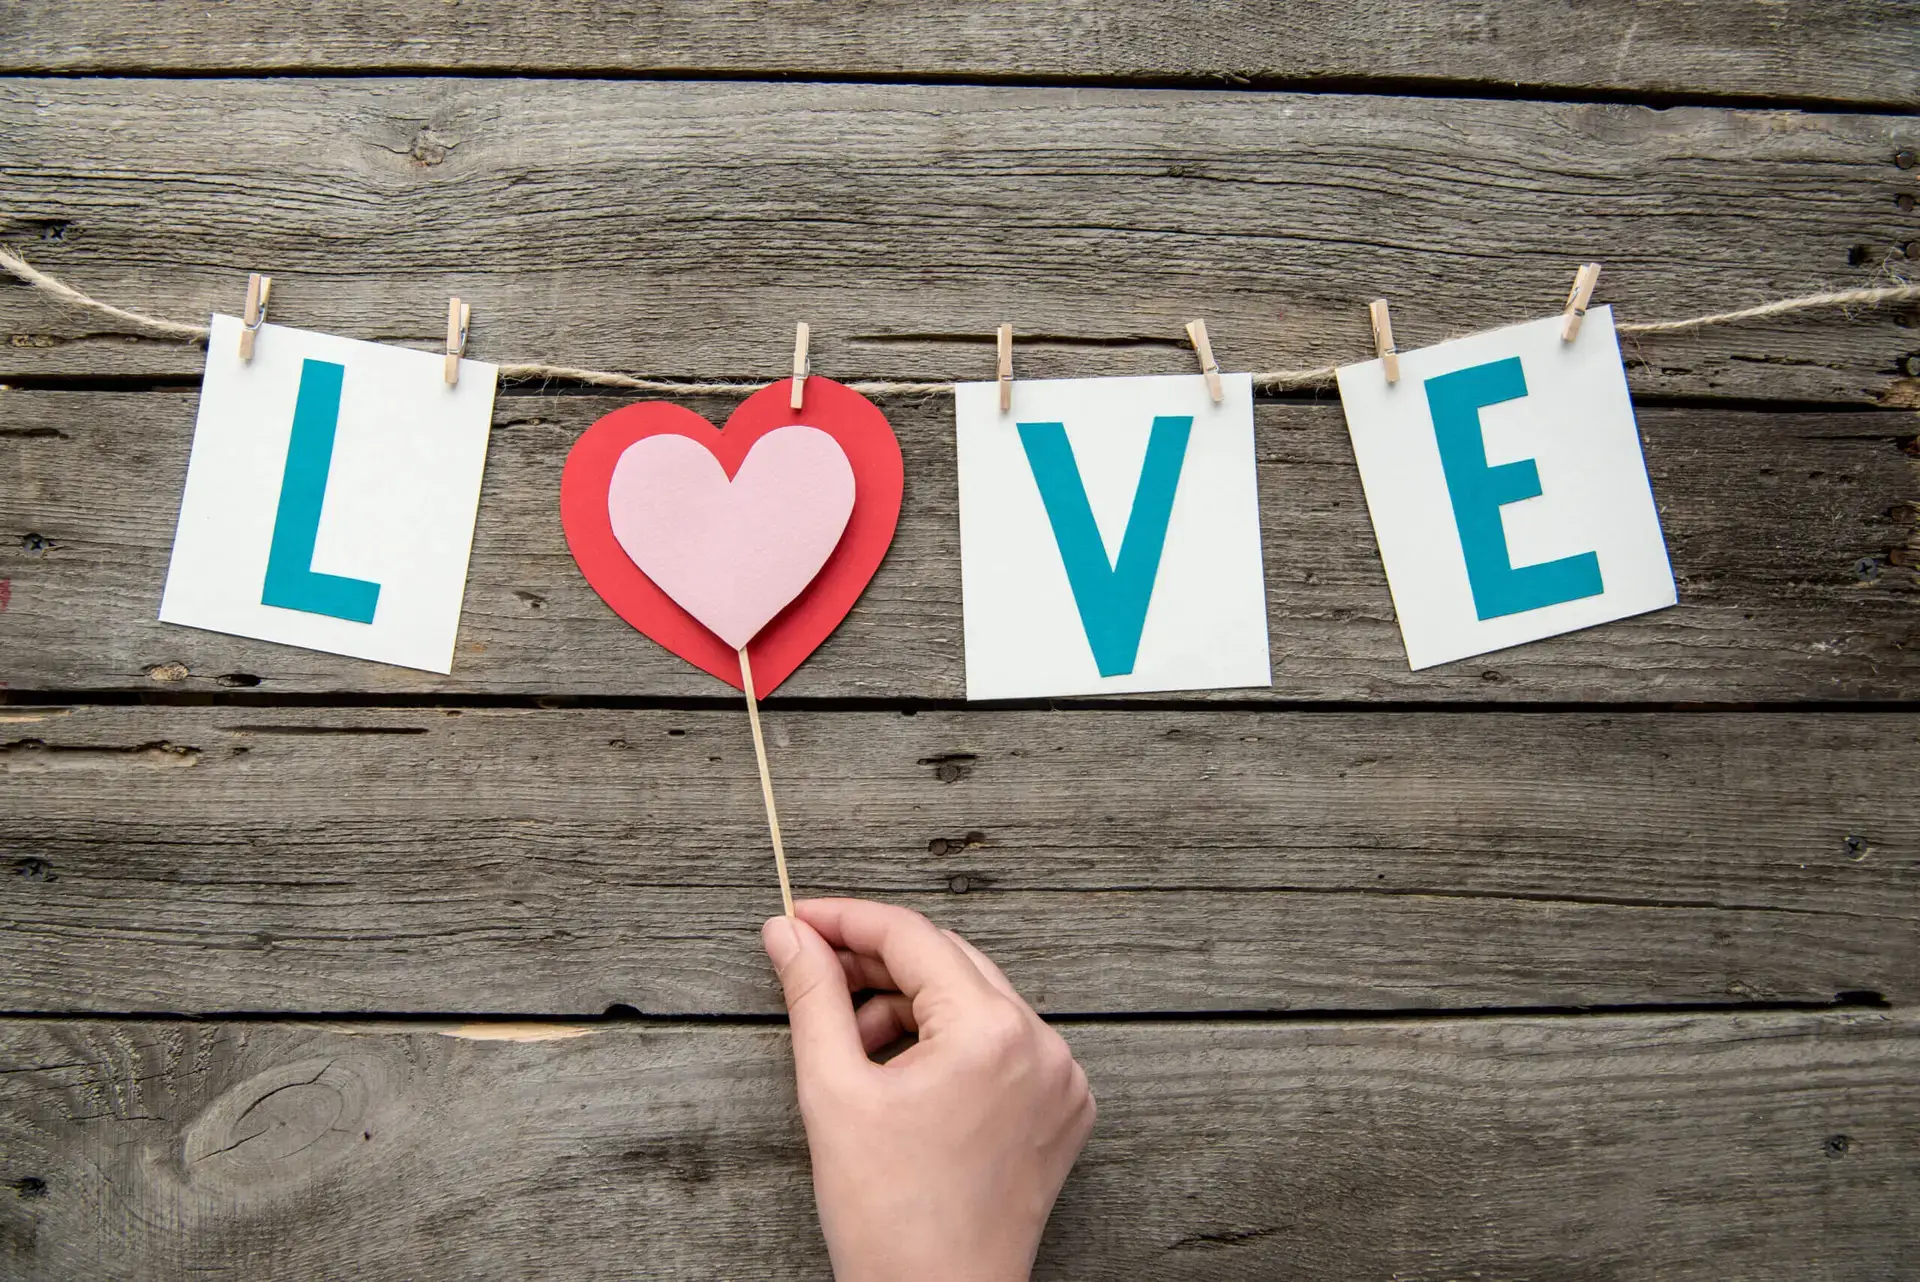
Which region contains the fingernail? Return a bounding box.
[761,916,801,969]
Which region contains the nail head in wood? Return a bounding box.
[790,322,810,411]
[1561,263,1602,342]
[1185,318,1223,403]
[444,298,470,387]
[239,272,271,361]
[996,323,1013,412]
[1369,299,1399,384]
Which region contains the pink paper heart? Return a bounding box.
[607,424,857,651]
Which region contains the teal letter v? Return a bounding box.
[261,358,382,624]
[1018,415,1193,677]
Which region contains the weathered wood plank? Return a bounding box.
[1,705,1911,1014]
[1,1010,1913,1279]
[1,0,1916,108]
[2,80,1916,402]
[2,391,1912,700]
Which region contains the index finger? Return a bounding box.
[794,899,997,1004]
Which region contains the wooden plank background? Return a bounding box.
[1,1011,1914,1280]
[1,1,1916,106]
[0,3,1916,1277]
[1,703,1915,1014]
[1,81,1917,405]
[3,394,1915,699]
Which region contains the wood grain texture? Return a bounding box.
[1,0,1916,107]
[1,704,1911,1014]
[1,1010,1914,1279]
[2,80,1916,402]
[1,391,1913,700]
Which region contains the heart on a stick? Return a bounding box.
[608,426,854,650]
[560,377,903,694]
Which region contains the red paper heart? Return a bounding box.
[560,377,903,695]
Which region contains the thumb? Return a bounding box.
[762,915,865,1083]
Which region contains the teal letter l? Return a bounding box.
[1423,356,1602,621]
[261,358,382,624]
[1017,415,1193,677]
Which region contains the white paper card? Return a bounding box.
[159,314,497,673]
[1336,306,1675,670]
[954,372,1270,700]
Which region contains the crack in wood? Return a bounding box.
[0,738,200,769]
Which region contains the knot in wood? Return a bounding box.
[176,1051,392,1201]
[408,128,455,167]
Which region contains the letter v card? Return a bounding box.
[159,314,497,673]
[1336,306,1674,670]
[954,372,1270,699]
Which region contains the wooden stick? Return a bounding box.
[737,646,795,917]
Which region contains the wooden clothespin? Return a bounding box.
[1561,263,1602,341]
[790,322,810,410]
[1369,299,1399,384]
[444,297,470,386]
[1184,318,1223,403]
[996,323,1014,412]
[238,272,272,361]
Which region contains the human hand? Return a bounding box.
[761,898,1095,1282]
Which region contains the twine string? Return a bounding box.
[4,246,1914,397]
[1,247,217,344]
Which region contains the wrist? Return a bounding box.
[824,1226,1035,1282]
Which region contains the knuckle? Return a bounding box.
[1071,1060,1094,1103]
[783,966,837,1011]
[972,1003,1031,1056]
[1039,1027,1077,1066]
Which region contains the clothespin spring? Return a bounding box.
[1369,299,1399,384]
[996,323,1014,413]
[445,297,471,387]
[1562,263,1602,342]
[238,272,272,361]
[790,323,810,411]
[1184,318,1224,403]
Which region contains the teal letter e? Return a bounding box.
[1423,357,1602,621]
[261,358,382,624]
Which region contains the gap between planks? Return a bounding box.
[7,694,1920,715]
[1,60,1915,117]
[0,994,1891,1031]
[2,377,1916,416]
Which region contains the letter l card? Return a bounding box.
[159,315,496,673]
